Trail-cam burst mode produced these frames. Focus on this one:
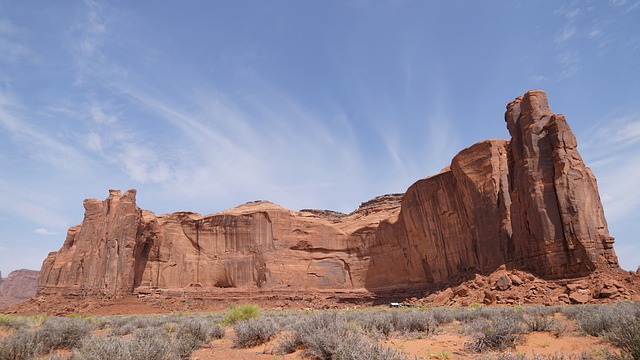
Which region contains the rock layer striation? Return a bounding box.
[38,90,619,298]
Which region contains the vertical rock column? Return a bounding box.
[38,189,143,297]
[505,90,617,277]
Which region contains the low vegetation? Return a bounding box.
[0,302,638,360]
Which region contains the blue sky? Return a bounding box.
[1,1,639,276]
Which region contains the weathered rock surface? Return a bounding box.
[37,90,621,301]
[0,269,38,307]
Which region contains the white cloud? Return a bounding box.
[70,0,109,83]
[0,91,87,168]
[554,4,582,20]
[34,228,59,236]
[531,74,550,82]
[582,114,640,222]
[90,102,117,124]
[588,29,602,39]
[107,80,367,210]
[117,143,172,184]
[555,26,577,43]
[84,132,103,151]
[557,50,582,79]
[0,190,70,230]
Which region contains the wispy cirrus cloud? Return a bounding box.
[555,25,577,44]
[34,228,60,236]
[0,91,86,167]
[109,81,364,209]
[0,181,71,230]
[581,113,640,221]
[70,0,110,84]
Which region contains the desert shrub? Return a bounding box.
[172,331,204,360]
[73,335,131,359]
[476,351,601,360]
[464,308,524,352]
[261,310,301,330]
[569,304,620,337]
[605,303,640,360]
[452,306,504,323]
[346,310,394,338]
[331,337,411,360]
[222,303,260,325]
[28,314,49,328]
[344,309,438,338]
[524,305,560,317]
[429,307,455,324]
[0,329,37,360]
[273,331,302,355]
[233,317,278,348]
[42,353,72,360]
[288,311,358,358]
[451,307,476,322]
[105,315,148,336]
[73,319,210,360]
[391,309,438,335]
[0,315,29,331]
[177,316,224,342]
[129,328,174,360]
[524,313,556,332]
[74,328,175,360]
[285,311,411,360]
[35,317,95,354]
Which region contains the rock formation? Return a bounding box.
[37,90,620,300]
[0,269,39,307]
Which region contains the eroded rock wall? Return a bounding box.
[37,90,619,298]
[0,269,38,300]
[39,190,142,297]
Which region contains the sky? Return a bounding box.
[1,1,639,276]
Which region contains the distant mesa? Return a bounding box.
[0,269,38,308]
[34,90,626,306]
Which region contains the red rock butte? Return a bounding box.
[37,90,619,300]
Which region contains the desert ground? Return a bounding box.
[1,298,638,360]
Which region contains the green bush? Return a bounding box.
[222,304,260,325]
[0,315,29,331]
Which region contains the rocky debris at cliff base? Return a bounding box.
[421,268,640,307]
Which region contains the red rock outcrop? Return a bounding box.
[0,269,38,307]
[37,90,620,300]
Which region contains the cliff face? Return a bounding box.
[38,190,142,297]
[38,90,619,298]
[0,269,38,305]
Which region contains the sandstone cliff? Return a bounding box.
[38,90,619,299]
[0,269,39,307]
